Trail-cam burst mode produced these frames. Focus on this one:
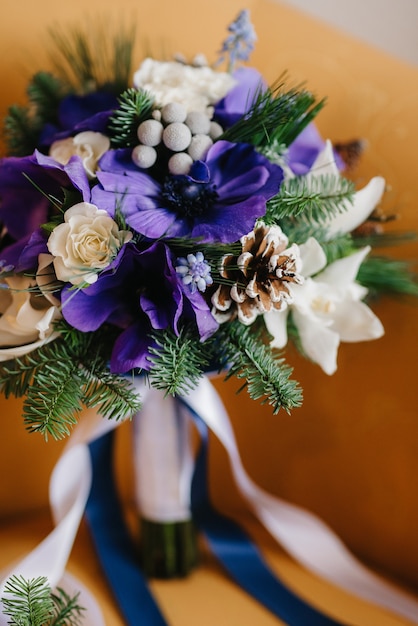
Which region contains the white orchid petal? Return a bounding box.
[316,247,371,287]
[298,237,327,277]
[293,310,339,375]
[324,176,385,238]
[331,300,384,342]
[306,140,339,180]
[264,309,289,348]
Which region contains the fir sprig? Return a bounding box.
[1,575,84,626]
[147,326,209,396]
[47,21,136,94]
[3,72,68,156]
[0,328,142,439]
[3,105,41,157]
[357,256,418,297]
[108,88,154,148]
[265,174,355,224]
[222,321,303,414]
[220,80,325,149]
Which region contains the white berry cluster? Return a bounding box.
[131,102,224,175]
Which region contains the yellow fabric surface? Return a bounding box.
[0,0,417,623]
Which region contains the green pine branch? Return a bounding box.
[3,105,41,156]
[81,365,142,421]
[357,256,418,297]
[222,321,303,414]
[265,174,355,224]
[47,20,136,94]
[220,79,325,149]
[1,575,84,626]
[27,71,68,127]
[108,88,154,148]
[147,326,208,396]
[23,355,84,440]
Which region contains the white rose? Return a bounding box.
[49,131,110,179]
[133,58,236,112]
[0,274,60,361]
[47,202,132,286]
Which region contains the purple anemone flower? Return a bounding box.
[91,140,283,243]
[40,91,118,147]
[60,241,218,373]
[0,150,90,270]
[214,67,266,128]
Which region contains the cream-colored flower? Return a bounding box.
[0,274,60,361]
[49,131,110,179]
[133,58,236,112]
[47,202,132,286]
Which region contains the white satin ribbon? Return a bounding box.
[1,376,417,626]
[183,377,418,624]
[132,387,194,522]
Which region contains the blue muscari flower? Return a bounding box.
[218,9,257,71]
[176,252,213,293]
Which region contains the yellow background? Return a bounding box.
[0,1,417,624]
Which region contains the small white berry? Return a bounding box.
[163,123,192,152]
[185,111,211,135]
[137,119,164,146]
[161,102,187,124]
[132,144,157,169]
[187,134,213,161]
[209,121,224,140]
[168,152,193,175]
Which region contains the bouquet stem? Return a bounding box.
[140,518,197,578]
[133,388,197,578]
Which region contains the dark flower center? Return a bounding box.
[161,176,219,218]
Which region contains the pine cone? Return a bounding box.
[211,223,302,325]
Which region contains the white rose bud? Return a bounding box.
[49,131,110,179]
[47,202,132,286]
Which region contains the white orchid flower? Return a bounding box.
[264,238,384,375]
[306,140,386,239]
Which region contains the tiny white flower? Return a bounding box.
[0,274,60,361]
[133,58,236,112]
[49,131,110,179]
[264,239,384,375]
[47,202,132,286]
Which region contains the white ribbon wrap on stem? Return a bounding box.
[1,376,417,625]
[132,387,194,522]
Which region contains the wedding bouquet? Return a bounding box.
[0,8,417,626]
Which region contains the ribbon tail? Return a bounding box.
[186,401,348,626]
[184,377,418,625]
[86,429,169,626]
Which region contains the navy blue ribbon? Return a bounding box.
[186,402,347,626]
[86,432,168,626]
[86,403,349,625]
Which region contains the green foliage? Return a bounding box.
[3,72,67,156]
[3,105,41,157]
[220,79,325,149]
[1,575,84,626]
[222,321,303,414]
[357,256,418,297]
[147,326,208,396]
[0,329,142,440]
[108,88,154,148]
[265,174,355,224]
[47,20,136,94]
